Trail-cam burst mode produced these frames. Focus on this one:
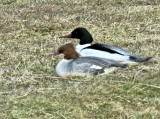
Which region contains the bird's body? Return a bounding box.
[54,43,127,77]
[60,27,152,64]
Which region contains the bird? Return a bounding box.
[59,27,152,64]
[52,43,127,77]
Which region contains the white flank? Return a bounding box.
[90,65,102,69]
[80,49,131,62]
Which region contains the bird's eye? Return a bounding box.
[58,50,63,53]
[74,32,78,34]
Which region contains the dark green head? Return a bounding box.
[60,27,93,45]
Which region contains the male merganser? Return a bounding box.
[53,43,127,77]
[60,27,152,64]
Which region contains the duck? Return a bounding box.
[52,43,127,77]
[59,27,152,64]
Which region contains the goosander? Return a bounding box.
[60,27,152,64]
[52,43,127,77]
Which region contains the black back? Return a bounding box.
[83,43,124,55]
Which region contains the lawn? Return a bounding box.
[0,0,160,118]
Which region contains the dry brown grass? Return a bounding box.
[0,0,160,118]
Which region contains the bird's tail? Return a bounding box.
[111,63,128,68]
[129,56,152,63]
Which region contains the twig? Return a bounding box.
[142,83,160,89]
[60,113,67,119]
[36,88,62,91]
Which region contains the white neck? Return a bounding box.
[56,59,72,77]
[76,44,91,52]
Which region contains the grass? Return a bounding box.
[0,0,160,118]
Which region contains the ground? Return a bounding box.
[0,0,160,118]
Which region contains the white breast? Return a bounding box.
[76,44,91,52]
[56,59,72,77]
